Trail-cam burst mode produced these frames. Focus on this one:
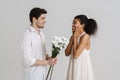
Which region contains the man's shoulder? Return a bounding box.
[23,27,32,37]
[24,26,33,33]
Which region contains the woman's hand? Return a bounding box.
[73,30,79,40]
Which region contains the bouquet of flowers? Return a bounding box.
[46,36,68,80]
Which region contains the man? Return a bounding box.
[22,7,56,80]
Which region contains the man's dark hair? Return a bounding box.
[29,7,47,23]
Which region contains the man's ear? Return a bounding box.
[33,17,37,23]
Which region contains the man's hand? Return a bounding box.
[47,58,57,65]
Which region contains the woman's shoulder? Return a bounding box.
[79,33,90,44]
[81,33,90,40]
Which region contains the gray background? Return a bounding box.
[0,0,120,80]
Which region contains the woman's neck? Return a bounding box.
[80,29,85,34]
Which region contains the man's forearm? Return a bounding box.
[31,59,48,66]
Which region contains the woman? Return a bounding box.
[65,15,97,80]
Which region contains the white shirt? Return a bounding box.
[22,26,47,80]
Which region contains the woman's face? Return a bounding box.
[72,18,84,32]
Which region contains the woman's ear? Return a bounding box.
[81,24,85,29]
[82,24,85,27]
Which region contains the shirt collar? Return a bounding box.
[29,25,42,32]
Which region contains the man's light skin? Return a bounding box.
[31,14,57,66]
[32,14,46,31]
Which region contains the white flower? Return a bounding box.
[52,36,68,52]
[61,36,69,47]
[46,36,68,80]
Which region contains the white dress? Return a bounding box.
[66,32,95,80]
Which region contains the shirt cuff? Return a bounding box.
[29,58,36,66]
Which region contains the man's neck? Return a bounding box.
[31,24,40,32]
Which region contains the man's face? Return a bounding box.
[35,14,46,28]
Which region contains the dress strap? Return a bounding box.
[78,32,86,43]
[80,32,85,37]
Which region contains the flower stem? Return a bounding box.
[46,65,52,80]
[50,65,54,80]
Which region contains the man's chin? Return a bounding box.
[39,26,44,28]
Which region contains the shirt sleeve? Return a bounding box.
[43,33,48,56]
[22,31,36,67]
